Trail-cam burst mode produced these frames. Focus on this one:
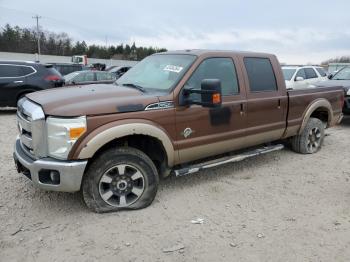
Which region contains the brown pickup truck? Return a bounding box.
[13,50,344,213]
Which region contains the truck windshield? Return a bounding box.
[116,54,196,92]
[332,66,350,80]
[282,68,296,81]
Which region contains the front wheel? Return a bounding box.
[291,117,325,154]
[82,147,159,213]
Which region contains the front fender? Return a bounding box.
[71,119,176,167]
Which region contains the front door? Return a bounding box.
[175,56,247,164]
[293,68,308,89]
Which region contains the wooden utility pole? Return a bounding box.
[32,15,42,60]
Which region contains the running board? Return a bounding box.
[173,144,284,177]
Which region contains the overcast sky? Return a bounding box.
[0,0,349,64]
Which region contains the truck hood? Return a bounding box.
[26,84,160,116]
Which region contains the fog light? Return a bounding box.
[50,171,60,184]
[38,169,60,185]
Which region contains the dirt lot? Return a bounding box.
[0,110,349,262]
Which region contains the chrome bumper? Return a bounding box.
[13,138,87,192]
[337,113,344,124]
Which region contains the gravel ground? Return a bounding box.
[0,109,349,262]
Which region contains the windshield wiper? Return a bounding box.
[121,83,146,93]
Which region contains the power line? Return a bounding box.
[0,6,111,41]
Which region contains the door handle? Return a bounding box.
[277,99,281,109]
[240,103,244,115]
[13,81,24,84]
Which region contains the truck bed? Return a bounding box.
[285,86,344,137]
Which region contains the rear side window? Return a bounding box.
[21,66,35,75]
[244,58,277,92]
[316,67,327,77]
[304,68,318,79]
[186,57,239,96]
[0,65,24,77]
[85,72,95,81]
[46,67,62,77]
[74,72,94,82]
[97,72,114,81]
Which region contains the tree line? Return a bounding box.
[0,24,167,60]
[321,56,350,65]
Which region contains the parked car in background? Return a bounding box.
[328,63,350,75]
[50,63,89,76]
[107,66,132,79]
[64,70,116,86]
[0,61,64,107]
[282,66,327,90]
[315,66,350,114]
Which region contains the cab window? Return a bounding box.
[74,72,95,83]
[244,58,277,92]
[97,72,114,81]
[304,68,318,79]
[296,69,306,79]
[185,58,239,97]
[316,67,327,77]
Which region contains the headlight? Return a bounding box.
[347,89,350,95]
[47,116,87,159]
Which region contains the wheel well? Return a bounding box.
[16,90,34,102]
[310,108,329,126]
[91,135,169,177]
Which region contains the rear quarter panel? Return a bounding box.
[286,87,344,137]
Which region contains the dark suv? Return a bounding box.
[0,61,64,107]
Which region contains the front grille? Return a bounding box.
[17,109,34,155]
[17,98,46,159]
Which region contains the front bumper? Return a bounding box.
[344,97,350,114]
[13,138,87,192]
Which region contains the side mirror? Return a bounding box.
[181,79,222,108]
[328,74,333,79]
[295,76,304,82]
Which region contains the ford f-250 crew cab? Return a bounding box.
[13,50,344,213]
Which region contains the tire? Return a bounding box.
[82,147,159,213]
[291,117,325,154]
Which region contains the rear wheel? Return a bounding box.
[82,147,159,213]
[291,117,325,154]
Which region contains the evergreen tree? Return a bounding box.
[0,24,167,60]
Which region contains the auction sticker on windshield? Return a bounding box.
[164,65,183,73]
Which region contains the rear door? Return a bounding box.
[175,55,247,163]
[242,57,287,141]
[0,64,29,106]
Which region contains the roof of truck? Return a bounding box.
[157,49,274,57]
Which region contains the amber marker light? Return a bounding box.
[212,93,221,104]
[69,126,86,140]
